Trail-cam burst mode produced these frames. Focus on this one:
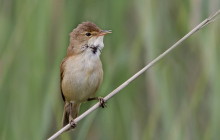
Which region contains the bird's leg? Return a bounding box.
[87,97,106,108]
[69,103,77,128]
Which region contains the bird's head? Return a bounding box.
[68,22,111,55]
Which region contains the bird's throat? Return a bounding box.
[87,36,104,55]
[91,46,98,54]
[88,45,102,54]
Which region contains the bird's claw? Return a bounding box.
[98,97,106,108]
[69,120,77,129]
[87,96,107,108]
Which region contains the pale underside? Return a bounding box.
[61,36,104,103]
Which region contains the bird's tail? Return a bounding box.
[62,102,81,127]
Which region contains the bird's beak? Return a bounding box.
[98,30,112,36]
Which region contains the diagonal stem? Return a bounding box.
[48,9,220,140]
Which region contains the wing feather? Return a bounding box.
[60,57,67,101]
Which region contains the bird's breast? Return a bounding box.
[62,52,103,102]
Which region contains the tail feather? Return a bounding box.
[62,102,81,127]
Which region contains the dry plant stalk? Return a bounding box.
[48,9,220,140]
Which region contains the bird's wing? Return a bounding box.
[60,57,67,101]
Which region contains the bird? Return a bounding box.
[60,22,111,128]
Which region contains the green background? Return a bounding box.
[0,0,220,140]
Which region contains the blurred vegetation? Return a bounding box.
[0,0,220,140]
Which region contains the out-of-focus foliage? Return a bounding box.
[0,0,220,139]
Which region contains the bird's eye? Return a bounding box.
[85,32,91,36]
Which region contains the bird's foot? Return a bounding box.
[69,120,77,129]
[98,97,106,108]
[88,97,107,108]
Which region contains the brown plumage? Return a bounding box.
[60,22,111,127]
